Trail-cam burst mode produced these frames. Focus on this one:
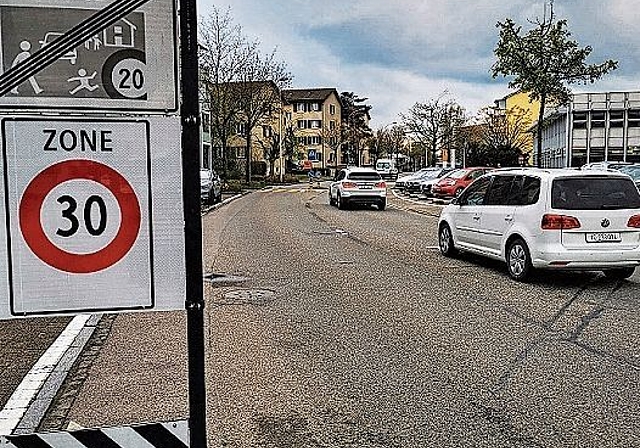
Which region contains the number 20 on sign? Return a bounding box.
[2,118,154,315]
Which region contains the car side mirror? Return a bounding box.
[450,197,459,205]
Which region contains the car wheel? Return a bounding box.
[378,198,386,211]
[506,238,533,282]
[438,223,457,257]
[454,187,464,198]
[603,267,636,280]
[337,193,347,210]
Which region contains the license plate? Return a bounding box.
[585,232,621,243]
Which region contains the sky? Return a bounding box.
[196,0,640,129]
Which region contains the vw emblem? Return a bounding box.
[601,218,611,228]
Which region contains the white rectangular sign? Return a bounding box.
[0,0,177,112]
[0,116,185,317]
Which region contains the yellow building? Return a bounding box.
[494,91,540,163]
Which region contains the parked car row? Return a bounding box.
[394,167,493,199]
[200,168,222,205]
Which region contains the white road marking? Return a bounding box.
[0,314,91,435]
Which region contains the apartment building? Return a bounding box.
[282,88,342,175]
[534,91,640,168]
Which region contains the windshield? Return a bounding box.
[552,177,640,210]
[448,169,467,179]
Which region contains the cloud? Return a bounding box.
[199,0,639,127]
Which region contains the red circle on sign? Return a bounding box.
[19,160,141,274]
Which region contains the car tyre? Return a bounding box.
[329,193,336,206]
[603,267,636,280]
[506,238,533,282]
[337,193,347,210]
[378,198,386,211]
[438,223,457,257]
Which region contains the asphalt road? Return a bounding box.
[10,185,640,447]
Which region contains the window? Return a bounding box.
[235,123,247,136]
[297,120,307,129]
[484,175,515,205]
[610,110,624,128]
[330,104,336,115]
[262,126,272,137]
[573,111,587,129]
[460,177,491,206]
[330,120,336,130]
[629,109,640,128]
[515,176,541,205]
[201,113,210,130]
[347,172,382,181]
[296,103,305,113]
[552,177,640,210]
[312,102,321,111]
[591,111,605,128]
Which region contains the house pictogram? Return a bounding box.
[103,18,137,48]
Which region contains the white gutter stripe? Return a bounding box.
[0,314,91,435]
[161,421,189,446]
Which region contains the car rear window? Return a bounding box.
[348,172,382,181]
[552,177,640,210]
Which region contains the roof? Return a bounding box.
[282,88,339,103]
[489,167,630,179]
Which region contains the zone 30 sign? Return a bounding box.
[2,117,155,316]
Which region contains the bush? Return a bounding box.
[251,161,267,176]
[265,174,300,184]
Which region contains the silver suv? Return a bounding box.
[329,167,387,210]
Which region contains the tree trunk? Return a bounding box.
[536,94,546,168]
[245,122,252,184]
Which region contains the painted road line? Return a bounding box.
[0,315,95,436]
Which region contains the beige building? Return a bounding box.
[282,88,342,174]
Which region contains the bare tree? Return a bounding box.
[234,50,291,183]
[478,106,532,165]
[401,92,466,167]
[199,7,256,178]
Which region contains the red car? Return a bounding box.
[432,167,493,198]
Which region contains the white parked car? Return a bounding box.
[438,168,640,281]
[329,167,387,210]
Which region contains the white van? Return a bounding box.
[375,158,398,180]
[438,168,640,281]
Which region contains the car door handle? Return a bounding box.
[505,215,514,222]
[473,215,480,221]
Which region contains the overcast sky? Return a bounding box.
[196,0,640,129]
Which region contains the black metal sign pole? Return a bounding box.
[179,0,207,445]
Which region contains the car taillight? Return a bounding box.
[627,214,640,228]
[541,214,581,230]
[375,181,387,188]
[343,182,357,189]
